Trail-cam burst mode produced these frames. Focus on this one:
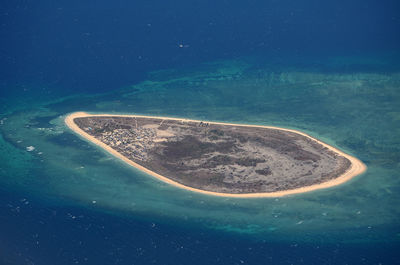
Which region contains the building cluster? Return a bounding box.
[97,127,157,161]
[199,121,209,127]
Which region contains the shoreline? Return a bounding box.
[65,111,367,198]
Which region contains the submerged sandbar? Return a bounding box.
[65,112,366,197]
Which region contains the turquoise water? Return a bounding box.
[2,0,400,262]
[1,57,399,248]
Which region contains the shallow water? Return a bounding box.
[1,58,399,251]
[1,1,400,261]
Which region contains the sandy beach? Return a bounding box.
[65,112,367,198]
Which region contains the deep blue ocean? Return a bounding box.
[1,1,400,264]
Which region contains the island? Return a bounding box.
[65,112,366,197]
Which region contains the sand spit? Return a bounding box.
[65,112,367,198]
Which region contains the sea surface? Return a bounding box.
[1,1,400,264]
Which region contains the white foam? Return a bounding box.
[26,146,35,152]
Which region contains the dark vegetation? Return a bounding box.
[74,116,351,193]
